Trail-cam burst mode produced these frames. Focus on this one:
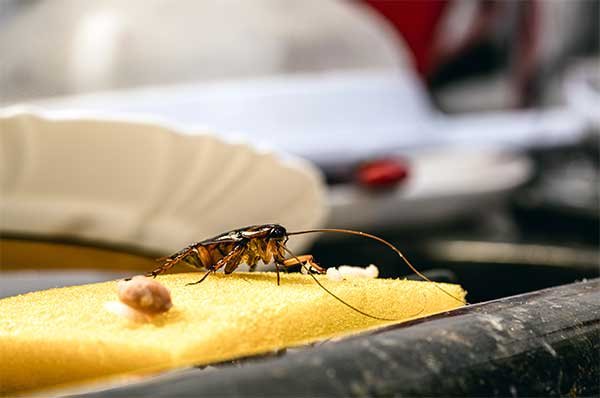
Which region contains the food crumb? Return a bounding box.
[106,276,172,322]
[326,267,344,281]
[327,264,379,281]
[104,301,150,323]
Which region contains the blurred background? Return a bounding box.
[1,0,599,302]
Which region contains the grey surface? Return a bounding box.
[0,270,128,298]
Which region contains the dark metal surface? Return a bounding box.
[71,279,600,397]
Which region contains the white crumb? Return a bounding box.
[104,301,153,323]
[326,264,379,281]
[326,267,344,281]
[365,264,379,278]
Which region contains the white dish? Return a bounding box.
[0,109,327,255]
[26,71,435,164]
[27,71,586,164]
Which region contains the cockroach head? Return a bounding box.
[268,224,287,240]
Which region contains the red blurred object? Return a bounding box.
[356,158,410,188]
[364,0,450,75]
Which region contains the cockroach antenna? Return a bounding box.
[287,228,467,305]
[281,246,419,321]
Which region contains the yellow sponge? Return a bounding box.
[0,273,466,395]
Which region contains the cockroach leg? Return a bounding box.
[186,268,213,286]
[282,254,325,274]
[146,259,178,279]
[274,262,281,286]
[186,243,245,286]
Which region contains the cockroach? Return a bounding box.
[146,224,466,321]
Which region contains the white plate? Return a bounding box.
[26,71,435,164]
[26,71,586,164]
[0,109,327,255]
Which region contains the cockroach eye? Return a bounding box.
[269,225,287,240]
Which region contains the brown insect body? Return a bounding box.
[147,224,316,284]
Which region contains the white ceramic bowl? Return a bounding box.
[0,108,327,255]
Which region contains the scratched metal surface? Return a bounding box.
[69,279,600,397]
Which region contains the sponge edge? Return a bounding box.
[0,272,466,395]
